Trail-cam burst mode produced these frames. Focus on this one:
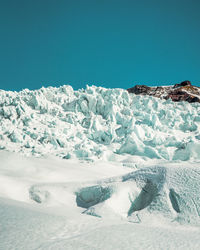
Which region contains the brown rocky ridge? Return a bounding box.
[127,81,200,103]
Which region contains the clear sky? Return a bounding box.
[0,0,200,91]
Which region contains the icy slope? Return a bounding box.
[0,85,200,161]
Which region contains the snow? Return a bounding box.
[0,85,200,249]
[1,151,200,249]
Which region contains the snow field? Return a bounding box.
[1,152,200,226]
[1,152,200,249]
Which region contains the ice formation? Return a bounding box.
[0,85,200,161]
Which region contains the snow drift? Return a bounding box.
[0,85,200,162]
[76,164,200,226]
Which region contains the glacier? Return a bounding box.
[1,85,200,250]
[0,85,200,162]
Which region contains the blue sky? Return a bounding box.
[0,0,200,91]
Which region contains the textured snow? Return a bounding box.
[1,152,200,250]
[0,85,200,161]
[77,163,200,226]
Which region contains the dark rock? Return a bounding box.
[173,80,191,88]
[127,81,200,103]
[127,85,151,95]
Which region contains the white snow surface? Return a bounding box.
[1,151,200,250]
[1,85,200,249]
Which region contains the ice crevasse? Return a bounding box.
[0,85,200,161]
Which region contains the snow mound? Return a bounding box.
[26,161,200,226]
[76,165,200,226]
[0,85,200,161]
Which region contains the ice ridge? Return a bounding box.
[0,85,200,161]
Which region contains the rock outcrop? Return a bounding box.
[127,81,200,103]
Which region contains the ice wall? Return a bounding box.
[0,85,200,161]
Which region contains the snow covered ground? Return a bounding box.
[1,151,200,249]
[0,85,200,249]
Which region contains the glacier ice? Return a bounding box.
[0,85,200,161]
